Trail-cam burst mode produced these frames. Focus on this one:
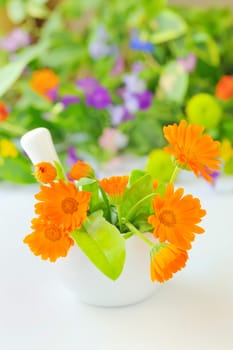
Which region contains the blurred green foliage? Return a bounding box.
[0,0,233,182]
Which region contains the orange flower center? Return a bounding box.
[61,197,78,214]
[44,226,62,241]
[159,210,176,226]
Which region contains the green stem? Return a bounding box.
[169,165,179,184]
[126,222,154,247]
[99,187,111,222]
[53,161,67,181]
[116,204,123,232]
[125,192,156,222]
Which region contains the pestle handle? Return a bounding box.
[20,127,60,165]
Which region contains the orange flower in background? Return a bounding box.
[69,160,94,181]
[150,243,188,282]
[29,68,59,100]
[0,102,9,121]
[99,176,129,195]
[148,183,206,250]
[215,75,233,101]
[34,162,57,183]
[35,180,92,231]
[163,120,221,183]
[24,218,74,262]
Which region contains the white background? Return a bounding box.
[0,176,233,350]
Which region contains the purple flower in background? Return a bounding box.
[210,170,221,186]
[132,62,144,73]
[0,28,30,52]
[129,30,154,53]
[96,26,109,40]
[76,77,99,94]
[123,92,139,112]
[76,77,111,109]
[67,146,79,167]
[177,53,197,73]
[123,73,146,94]
[45,88,59,102]
[89,26,118,60]
[61,95,80,108]
[89,41,111,59]
[111,56,125,76]
[135,91,153,110]
[130,38,154,53]
[108,105,135,125]
[89,42,117,60]
[121,108,135,122]
[108,105,125,125]
[86,86,111,109]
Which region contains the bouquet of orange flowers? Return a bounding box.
[21,120,220,283]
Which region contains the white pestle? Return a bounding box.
[20,127,61,165]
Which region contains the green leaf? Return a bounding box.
[120,174,153,220]
[221,120,233,143]
[129,169,146,186]
[80,180,102,213]
[0,41,48,97]
[148,10,187,44]
[156,61,189,103]
[77,178,97,186]
[0,157,35,184]
[192,32,220,67]
[71,211,126,280]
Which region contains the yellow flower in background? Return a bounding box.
[220,139,233,174]
[0,139,18,158]
[220,139,233,162]
[186,93,222,129]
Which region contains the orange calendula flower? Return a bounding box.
[148,183,206,250]
[24,218,74,262]
[0,102,9,121]
[163,120,221,183]
[69,160,94,180]
[150,243,188,283]
[99,176,129,195]
[215,75,233,101]
[34,162,57,183]
[99,175,129,205]
[35,180,92,231]
[29,68,59,100]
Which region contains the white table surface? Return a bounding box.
[0,176,233,350]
